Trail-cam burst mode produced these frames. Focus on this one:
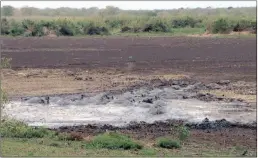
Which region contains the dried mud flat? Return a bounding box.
[1,36,257,154]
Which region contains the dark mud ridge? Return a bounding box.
[54,118,257,135]
[19,79,245,103]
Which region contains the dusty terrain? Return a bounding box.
[1,36,257,156]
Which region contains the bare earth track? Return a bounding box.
[1,36,257,156]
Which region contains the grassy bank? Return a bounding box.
[2,137,254,157]
[0,120,256,157]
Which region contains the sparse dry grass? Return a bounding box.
[158,74,189,80]
[2,68,187,97]
[2,137,256,157]
[187,32,256,38]
[201,89,256,103]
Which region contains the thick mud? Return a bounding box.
[3,80,256,128]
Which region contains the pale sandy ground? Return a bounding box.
[2,68,188,97]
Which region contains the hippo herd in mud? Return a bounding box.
[4,79,255,131]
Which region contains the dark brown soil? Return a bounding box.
[1,36,256,82]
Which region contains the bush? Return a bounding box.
[40,20,57,29]
[157,138,181,149]
[1,16,255,37]
[233,20,253,32]
[57,132,83,141]
[139,148,156,156]
[212,18,231,34]
[57,19,76,36]
[49,142,61,147]
[1,18,10,35]
[133,27,142,33]
[0,119,56,138]
[1,87,8,104]
[59,26,74,36]
[21,19,44,36]
[121,26,142,33]
[142,21,169,32]
[9,21,25,36]
[2,5,14,16]
[22,19,35,30]
[86,26,109,35]
[172,17,202,28]
[178,126,190,141]
[105,19,125,28]
[251,21,257,34]
[38,20,59,35]
[1,57,12,68]
[85,132,142,150]
[121,26,132,32]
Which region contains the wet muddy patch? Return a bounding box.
[3,81,256,128]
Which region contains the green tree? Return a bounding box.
[20,7,37,16]
[104,6,120,15]
[1,5,14,16]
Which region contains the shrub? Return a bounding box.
[40,20,57,29]
[85,132,142,150]
[177,126,190,141]
[1,87,8,105]
[251,21,257,34]
[32,23,44,36]
[57,19,76,36]
[142,24,154,32]
[9,21,25,36]
[1,18,10,35]
[172,17,202,28]
[38,20,59,35]
[0,119,56,138]
[157,138,181,149]
[142,21,169,32]
[2,5,14,16]
[49,142,61,147]
[57,132,83,141]
[1,57,12,68]
[121,26,142,33]
[57,132,73,141]
[233,20,253,32]
[212,18,231,34]
[59,26,74,36]
[105,19,125,28]
[1,16,255,37]
[73,21,86,35]
[139,148,156,156]
[233,20,258,34]
[121,26,132,32]
[86,26,109,35]
[133,27,142,33]
[22,19,35,30]
[21,19,44,36]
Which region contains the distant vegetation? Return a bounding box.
[1,6,256,36]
